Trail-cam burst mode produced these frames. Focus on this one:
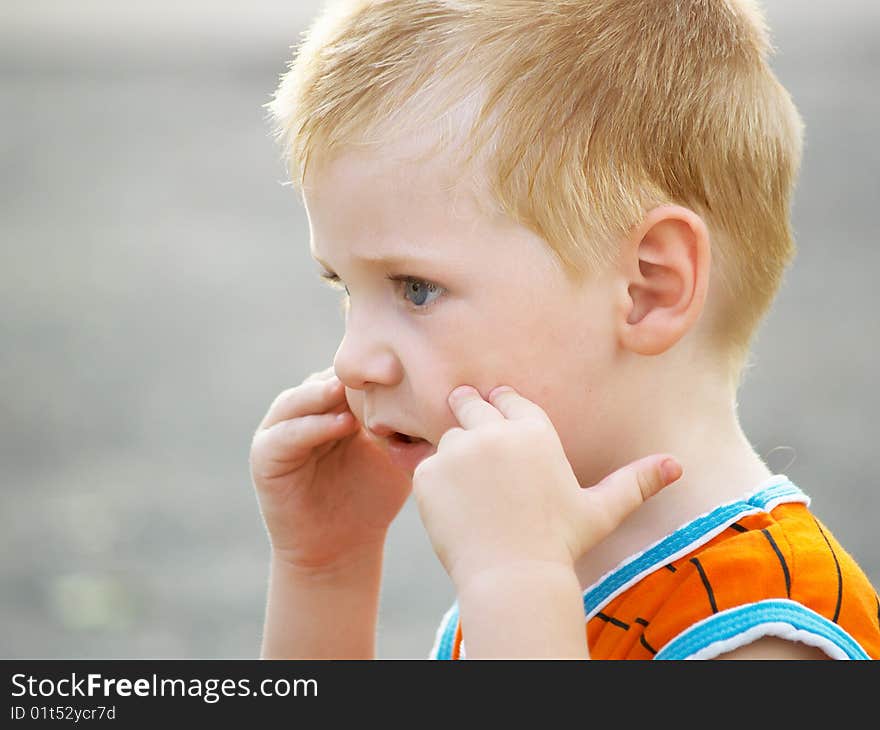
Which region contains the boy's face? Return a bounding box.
[302,139,622,479]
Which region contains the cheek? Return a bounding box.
[420,372,462,437]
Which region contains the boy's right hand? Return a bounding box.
[249,366,413,572]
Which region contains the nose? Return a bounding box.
[332,312,402,391]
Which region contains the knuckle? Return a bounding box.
[412,461,433,492]
[248,436,268,467]
[522,417,553,441]
[459,430,492,460]
[635,468,657,501]
[509,419,555,452]
[272,386,297,408]
[285,414,315,441]
[304,365,334,382]
[482,426,508,451]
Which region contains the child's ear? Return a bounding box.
[617,205,711,356]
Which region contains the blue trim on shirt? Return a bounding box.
[582,479,805,618]
[654,599,871,659]
[431,602,460,660]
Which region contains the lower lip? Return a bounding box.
[385,437,436,473]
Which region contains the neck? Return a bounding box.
[573,385,774,591]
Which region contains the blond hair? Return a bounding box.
[267,0,805,387]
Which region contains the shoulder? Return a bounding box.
[584,483,879,660]
[641,505,879,659]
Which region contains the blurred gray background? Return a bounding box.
[1,1,877,659]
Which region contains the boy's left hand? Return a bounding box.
[412,385,681,593]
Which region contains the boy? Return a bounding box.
[249,0,880,659]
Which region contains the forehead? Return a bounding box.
[303,139,491,264]
[304,134,476,210]
[301,131,564,283]
[306,119,479,189]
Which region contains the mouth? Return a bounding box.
[372,429,436,472]
[367,422,431,445]
[390,432,428,445]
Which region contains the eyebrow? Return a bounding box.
[311,251,436,270]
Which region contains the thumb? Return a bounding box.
[578,455,682,542]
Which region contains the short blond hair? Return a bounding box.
[267,0,805,387]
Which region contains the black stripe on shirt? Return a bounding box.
[813,517,843,623]
[639,633,657,655]
[690,557,718,614]
[761,528,792,597]
[635,617,656,655]
[595,612,629,631]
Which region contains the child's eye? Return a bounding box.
[387,274,444,309]
[317,270,444,310]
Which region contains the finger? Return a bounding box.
[303,365,336,385]
[579,455,682,538]
[257,376,348,431]
[486,385,553,424]
[448,385,505,429]
[252,410,354,474]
